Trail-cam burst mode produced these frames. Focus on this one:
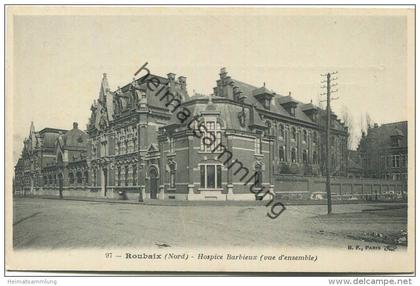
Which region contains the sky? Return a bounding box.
[11,8,412,163]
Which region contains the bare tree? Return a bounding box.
[341,106,354,149]
[365,112,373,130]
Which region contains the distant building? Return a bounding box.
[357,121,408,181]
[13,122,67,195]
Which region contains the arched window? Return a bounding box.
[69,173,75,184]
[313,131,318,144]
[291,148,297,163]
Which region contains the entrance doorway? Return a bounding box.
[149,167,158,199]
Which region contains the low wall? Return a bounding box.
[274,175,407,201]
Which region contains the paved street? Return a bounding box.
[13,198,407,249]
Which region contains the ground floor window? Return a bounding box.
[69,173,74,184]
[93,170,97,186]
[117,167,121,186]
[313,151,318,164]
[125,166,129,186]
[84,171,89,184]
[200,164,222,189]
[291,147,297,163]
[132,165,137,186]
[279,146,285,162]
[303,149,308,164]
[76,172,83,184]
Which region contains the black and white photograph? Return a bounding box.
[5,5,415,274]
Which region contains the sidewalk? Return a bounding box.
[13,194,406,207]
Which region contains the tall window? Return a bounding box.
[279,146,285,162]
[303,130,307,143]
[292,127,297,141]
[169,163,176,188]
[84,171,89,184]
[69,173,74,184]
[392,155,400,168]
[117,167,121,186]
[313,131,318,144]
[201,120,222,152]
[132,165,137,186]
[291,148,297,163]
[200,164,222,189]
[93,170,97,186]
[133,138,137,152]
[76,172,83,184]
[125,141,129,154]
[125,166,129,186]
[279,124,285,139]
[402,154,407,167]
[266,121,272,135]
[255,136,262,154]
[313,151,318,164]
[303,150,308,164]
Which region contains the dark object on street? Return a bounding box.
[118,191,128,200]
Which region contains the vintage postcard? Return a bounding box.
[5,5,415,273]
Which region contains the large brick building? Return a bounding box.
[13,67,349,201]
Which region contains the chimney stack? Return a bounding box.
[73,122,78,129]
[178,76,187,91]
[220,67,227,79]
[167,73,176,81]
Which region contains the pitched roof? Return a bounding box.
[230,79,315,124]
[364,121,408,149]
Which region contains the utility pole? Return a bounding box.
[321,72,338,214]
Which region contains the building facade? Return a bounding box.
[14,67,349,201]
[357,121,408,181]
